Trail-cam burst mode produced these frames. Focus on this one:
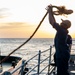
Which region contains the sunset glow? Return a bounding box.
[0,0,75,38]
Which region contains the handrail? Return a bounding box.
[2,40,75,75]
[25,46,55,75]
[2,45,56,75]
[26,53,39,63]
[39,64,49,74]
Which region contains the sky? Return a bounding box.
[0,0,75,38]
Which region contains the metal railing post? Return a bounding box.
[37,50,41,75]
[48,46,52,75]
[21,60,25,75]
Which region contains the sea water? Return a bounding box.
[0,38,54,57]
[0,38,75,74]
[0,38,75,57]
[0,38,54,73]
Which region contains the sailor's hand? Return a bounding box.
[46,4,53,13]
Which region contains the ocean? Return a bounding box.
[0,38,54,58]
[0,38,75,57]
[0,38,75,74]
[0,38,54,73]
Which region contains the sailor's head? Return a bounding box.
[60,19,71,29]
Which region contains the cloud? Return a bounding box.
[0,8,10,18]
[0,22,35,29]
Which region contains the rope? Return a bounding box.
[0,11,48,63]
[0,5,73,63]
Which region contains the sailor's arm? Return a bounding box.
[47,5,56,26]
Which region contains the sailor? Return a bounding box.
[51,34,72,67]
[47,4,72,75]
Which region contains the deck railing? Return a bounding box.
[2,40,75,75]
[2,45,56,75]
